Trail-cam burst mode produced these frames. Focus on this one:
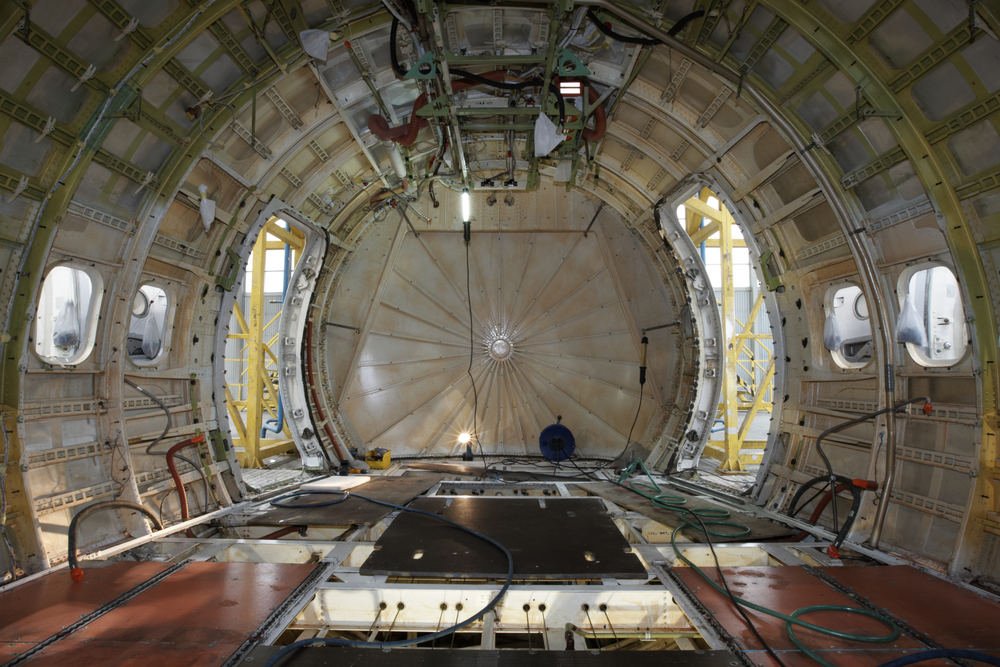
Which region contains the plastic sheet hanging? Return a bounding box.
[823,311,842,351]
[299,30,331,61]
[198,184,215,232]
[52,299,81,350]
[534,113,564,156]
[896,293,928,348]
[142,314,161,359]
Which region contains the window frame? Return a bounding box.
[33,262,104,367]
[824,282,874,370]
[897,261,970,368]
[126,281,175,367]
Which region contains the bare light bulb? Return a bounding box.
[461,189,470,223]
[458,432,471,444]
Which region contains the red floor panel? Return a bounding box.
[750,649,1000,667]
[0,642,33,664]
[2,562,317,667]
[0,562,170,642]
[673,566,925,653]
[674,564,1000,659]
[818,566,1000,649]
[24,640,244,667]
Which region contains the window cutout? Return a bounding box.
[826,284,873,368]
[127,284,170,364]
[35,265,102,365]
[901,265,967,366]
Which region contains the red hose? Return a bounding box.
[582,84,606,141]
[789,483,850,542]
[260,525,303,540]
[166,434,204,525]
[368,71,510,146]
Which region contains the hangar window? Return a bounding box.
[34,264,103,365]
[824,284,873,369]
[127,284,170,364]
[898,264,968,367]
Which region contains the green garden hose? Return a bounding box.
[617,460,900,667]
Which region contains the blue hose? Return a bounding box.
[876,650,1000,667]
[261,229,294,438]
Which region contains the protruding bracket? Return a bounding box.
[132,171,154,195]
[5,175,28,204]
[71,64,96,92]
[555,48,591,77]
[405,51,438,79]
[115,17,139,42]
[34,116,56,143]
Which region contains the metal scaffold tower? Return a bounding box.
[226,217,304,468]
[681,188,774,472]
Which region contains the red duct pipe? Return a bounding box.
[166,434,204,537]
[582,84,606,142]
[788,483,850,542]
[260,525,303,540]
[305,320,347,462]
[368,71,510,146]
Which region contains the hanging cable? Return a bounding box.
[124,378,170,455]
[465,230,487,467]
[122,378,211,518]
[67,500,163,581]
[586,8,704,45]
[263,489,513,666]
[813,396,930,537]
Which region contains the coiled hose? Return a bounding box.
[617,459,900,667]
[68,500,162,581]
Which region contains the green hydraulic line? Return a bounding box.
[615,459,900,667]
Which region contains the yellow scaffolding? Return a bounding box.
[681,189,774,472]
[225,218,304,468]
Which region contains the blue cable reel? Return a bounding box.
[539,416,575,462]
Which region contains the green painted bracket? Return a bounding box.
[759,249,783,291]
[81,85,139,152]
[416,93,452,116]
[556,48,590,77]
[210,429,230,462]
[405,52,438,79]
[215,247,243,291]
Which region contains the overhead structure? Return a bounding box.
[0,1,999,665]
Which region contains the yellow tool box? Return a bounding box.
[365,448,391,469]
